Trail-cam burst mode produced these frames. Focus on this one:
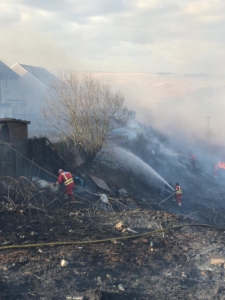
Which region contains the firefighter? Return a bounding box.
[174,183,182,206]
[56,169,75,202]
[190,154,197,169]
[214,164,218,177]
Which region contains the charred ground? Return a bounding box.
[1,125,225,299]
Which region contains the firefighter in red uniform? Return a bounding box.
[56,169,75,201]
[174,183,182,206]
[190,154,197,169]
[214,164,218,177]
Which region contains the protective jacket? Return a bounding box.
[57,171,74,191]
[175,185,182,195]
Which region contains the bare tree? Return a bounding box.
[43,72,131,164]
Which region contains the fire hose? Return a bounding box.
[0,141,189,252]
[0,223,215,251]
[0,139,175,204]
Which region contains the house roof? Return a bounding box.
[0,61,19,79]
[18,64,56,86]
[0,118,30,124]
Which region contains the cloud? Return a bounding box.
[15,0,128,19]
[0,0,225,74]
[11,0,71,12]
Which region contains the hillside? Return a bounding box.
[1,120,225,299]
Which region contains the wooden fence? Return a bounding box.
[0,137,82,181]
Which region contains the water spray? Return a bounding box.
[114,147,174,191]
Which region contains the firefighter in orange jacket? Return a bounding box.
[174,183,182,206]
[56,169,75,201]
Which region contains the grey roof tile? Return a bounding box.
[19,64,56,86]
[0,61,19,79]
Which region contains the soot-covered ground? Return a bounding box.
[1,155,225,300]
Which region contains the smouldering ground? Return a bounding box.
[1,152,225,299]
[1,207,225,300]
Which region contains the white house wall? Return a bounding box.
[11,64,49,135]
[17,73,48,135]
[0,78,17,102]
[0,78,22,118]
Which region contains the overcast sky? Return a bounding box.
[1,0,225,74]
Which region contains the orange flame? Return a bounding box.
[217,162,225,170]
